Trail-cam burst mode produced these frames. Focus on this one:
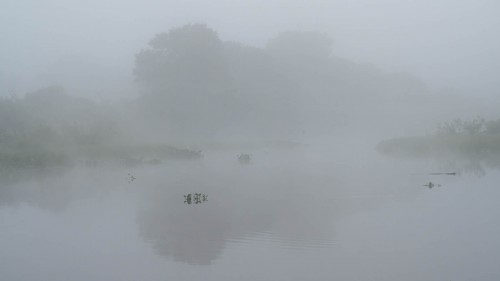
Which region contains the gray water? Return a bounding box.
[2,143,500,281]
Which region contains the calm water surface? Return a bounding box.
[1,143,500,281]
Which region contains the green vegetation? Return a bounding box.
[378,134,500,158]
[0,88,202,169]
[2,24,479,168]
[378,117,500,158]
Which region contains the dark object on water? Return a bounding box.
[423,181,441,189]
[429,172,457,176]
[127,173,136,183]
[184,193,208,205]
[238,153,251,164]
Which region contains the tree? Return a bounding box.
[265,31,333,59]
[134,24,230,98]
[133,24,236,138]
[436,116,486,136]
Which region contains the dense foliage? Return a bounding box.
[378,117,500,159]
[0,87,200,168]
[3,24,489,167]
[133,24,432,138]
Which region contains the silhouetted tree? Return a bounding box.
[436,117,486,136]
[133,24,435,139]
[134,24,232,98]
[134,24,237,137]
[265,31,333,59]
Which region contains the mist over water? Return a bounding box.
[2,143,500,280]
[2,1,500,280]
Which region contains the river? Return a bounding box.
[1,141,500,281]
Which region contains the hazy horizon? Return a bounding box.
[2,2,500,280]
[2,0,499,100]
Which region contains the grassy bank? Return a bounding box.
[377,134,500,158]
[0,142,202,169]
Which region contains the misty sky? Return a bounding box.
[1,0,499,99]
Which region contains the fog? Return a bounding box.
[2,1,500,280]
[2,0,499,99]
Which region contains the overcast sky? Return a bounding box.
[1,0,499,99]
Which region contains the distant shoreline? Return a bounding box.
[0,143,202,169]
[377,134,500,158]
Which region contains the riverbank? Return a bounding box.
[0,143,202,169]
[377,134,500,158]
